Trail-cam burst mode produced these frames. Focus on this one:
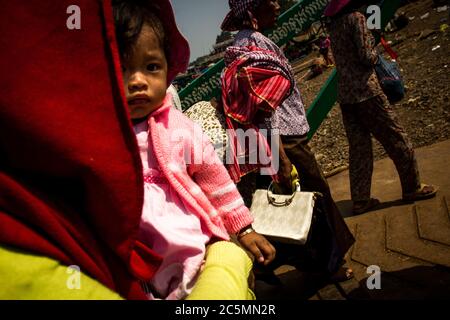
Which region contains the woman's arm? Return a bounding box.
[276,135,295,193]
[352,12,378,67]
[187,130,254,234]
[187,129,276,265]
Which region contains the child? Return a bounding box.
[113,0,275,300]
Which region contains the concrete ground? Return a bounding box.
[255,139,450,300]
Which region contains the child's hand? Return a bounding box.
[238,228,276,266]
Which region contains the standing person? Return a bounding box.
[113,0,275,300]
[324,0,437,214]
[220,0,355,282]
[318,34,334,67]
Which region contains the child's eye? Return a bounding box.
[147,64,159,71]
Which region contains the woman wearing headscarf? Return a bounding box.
[220,0,355,282]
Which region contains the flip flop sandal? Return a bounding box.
[352,198,380,215]
[403,184,438,202]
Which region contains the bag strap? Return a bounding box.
[380,36,398,60]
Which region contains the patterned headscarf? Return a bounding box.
[221,45,294,182]
[221,0,263,31]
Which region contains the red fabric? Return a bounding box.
[224,66,290,123]
[380,36,399,60]
[151,0,190,84]
[0,0,162,299]
[221,47,292,182]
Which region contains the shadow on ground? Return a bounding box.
[254,269,328,300]
[255,265,450,300]
[336,199,412,218]
[346,265,450,300]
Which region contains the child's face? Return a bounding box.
[121,23,168,119]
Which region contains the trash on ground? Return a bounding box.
[420,12,430,19]
[437,6,448,13]
[385,22,395,32]
[432,45,441,51]
[418,29,437,39]
[408,97,420,104]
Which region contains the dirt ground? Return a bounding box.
[295,0,450,176]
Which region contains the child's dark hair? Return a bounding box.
[113,0,169,60]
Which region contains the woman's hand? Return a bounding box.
[237,227,276,266]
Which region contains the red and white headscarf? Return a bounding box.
[221,45,294,182]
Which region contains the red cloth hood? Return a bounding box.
[0,0,162,299]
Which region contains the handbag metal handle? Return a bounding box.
[266,181,300,207]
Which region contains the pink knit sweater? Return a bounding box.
[147,96,254,239]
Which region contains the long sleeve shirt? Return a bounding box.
[148,95,254,238]
[328,11,384,104]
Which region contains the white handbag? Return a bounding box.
[250,182,322,245]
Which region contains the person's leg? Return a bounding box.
[327,49,335,66]
[359,95,421,196]
[280,135,330,194]
[280,134,355,274]
[324,48,332,66]
[341,103,375,203]
[360,95,437,200]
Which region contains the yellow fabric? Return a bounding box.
[0,241,255,300]
[290,164,300,191]
[0,245,123,300]
[187,241,255,300]
[273,164,300,194]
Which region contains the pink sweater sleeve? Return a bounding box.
[187,132,254,234]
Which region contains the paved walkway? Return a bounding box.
[255,139,450,300]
